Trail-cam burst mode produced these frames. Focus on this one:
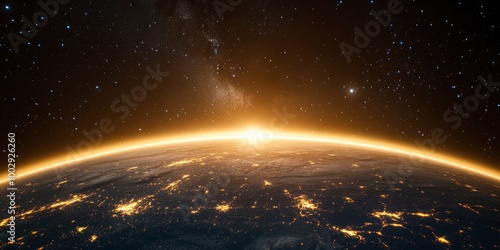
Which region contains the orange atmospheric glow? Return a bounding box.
[2,130,500,184]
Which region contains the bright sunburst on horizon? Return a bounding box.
[4,129,500,184]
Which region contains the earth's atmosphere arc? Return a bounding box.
[4,131,500,184]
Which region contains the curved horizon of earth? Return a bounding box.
[1,139,499,249]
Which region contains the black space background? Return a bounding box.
[1,0,499,173]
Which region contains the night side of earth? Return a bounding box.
[1,136,498,249]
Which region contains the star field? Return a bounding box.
[1,0,499,171]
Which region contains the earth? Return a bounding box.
[1,138,499,249]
